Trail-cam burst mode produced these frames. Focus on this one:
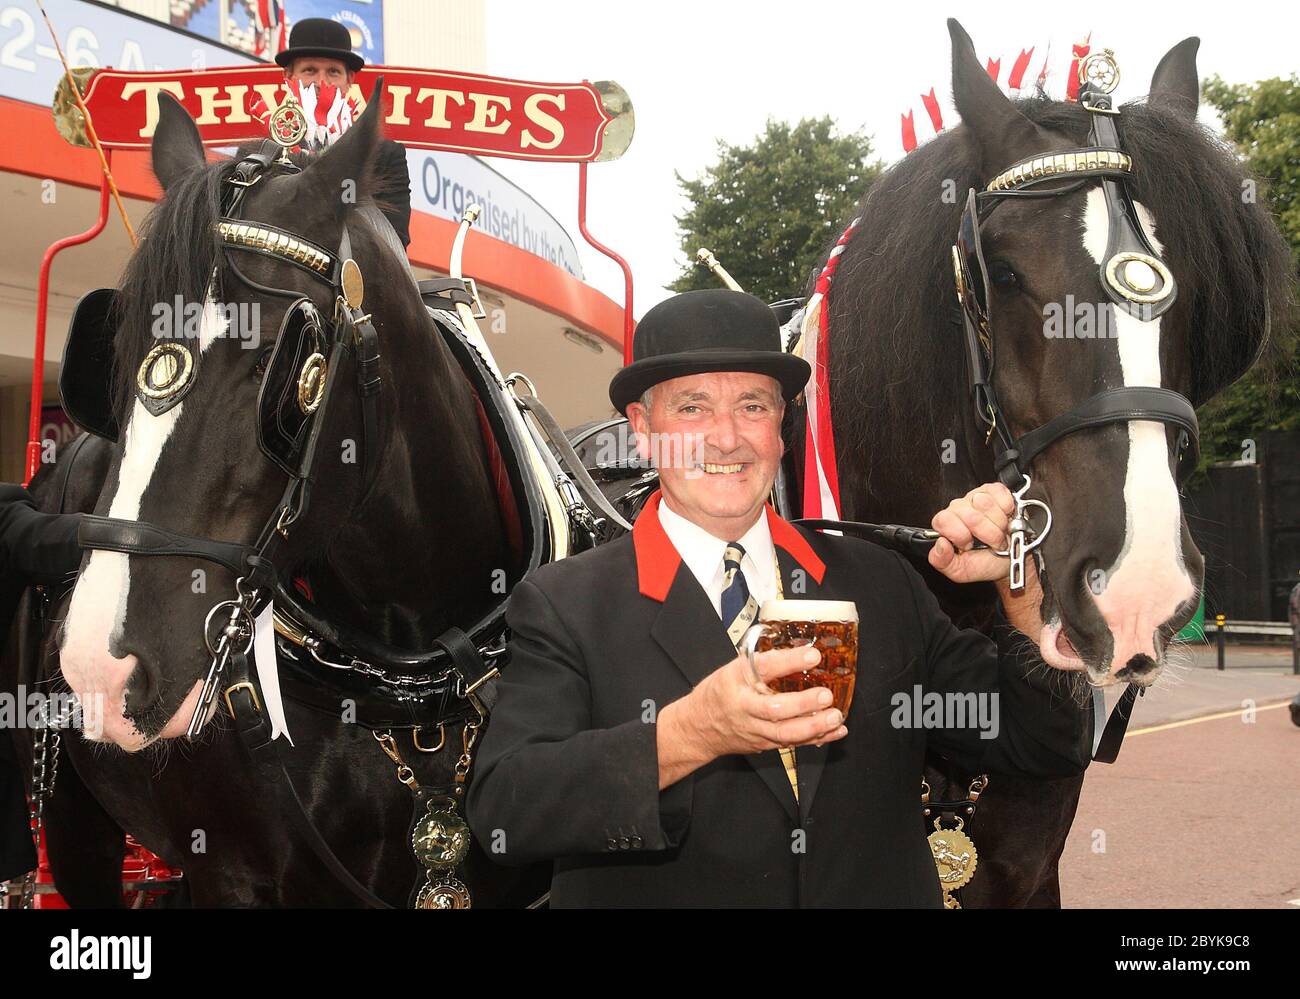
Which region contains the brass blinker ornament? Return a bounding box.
[137,342,195,400]
[296,354,326,415]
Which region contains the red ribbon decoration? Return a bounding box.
[900,109,917,153]
[1008,48,1035,90]
[1066,35,1092,101]
[921,88,943,132]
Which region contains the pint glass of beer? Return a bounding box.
[743,600,859,716]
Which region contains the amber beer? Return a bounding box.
[746,600,859,716]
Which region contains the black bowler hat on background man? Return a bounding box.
[608,289,811,415]
[275,18,365,74]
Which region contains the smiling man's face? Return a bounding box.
[626,370,784,540]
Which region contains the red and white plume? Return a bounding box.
[899,32,1091,153]
[797,218,860,521]
[248,81,363,151]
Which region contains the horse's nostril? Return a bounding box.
[122,656,163,719]
[1116,653,1158,681]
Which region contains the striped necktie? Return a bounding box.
[721,542,798,801]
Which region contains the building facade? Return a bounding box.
[0,0,625,480]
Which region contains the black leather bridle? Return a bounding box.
[951,61,1201,501]
[65,143,513,908]
[75,144,385,732]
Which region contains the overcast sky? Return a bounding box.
[482,1,1297,318]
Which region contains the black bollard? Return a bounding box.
[1215,614,1226,671]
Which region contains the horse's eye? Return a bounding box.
[253,347,274,380]
[989,262,1020,290]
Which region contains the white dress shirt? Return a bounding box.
[657,496,779,619]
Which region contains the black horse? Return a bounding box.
[809,21,1293,904]
[6,84,549,906]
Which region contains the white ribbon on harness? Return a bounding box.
[253,602,294,745]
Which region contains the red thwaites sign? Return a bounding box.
[55,65,634,163]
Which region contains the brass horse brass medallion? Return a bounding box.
[929,818,978,908]
[296,353,327,415]
[415,875,472,910]
[1079,48,1120,93]
[412,802,471,871]
[269,96,309,149]
[137,343,195,400]
[340,258,365,310]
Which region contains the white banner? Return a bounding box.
[410,148,584,280]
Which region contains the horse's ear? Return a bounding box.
[1148,37,1200,122]
[947,18,1049,175]
[303,75,386,214]
[151,93,206,192]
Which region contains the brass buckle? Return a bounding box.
[224,681,262,719]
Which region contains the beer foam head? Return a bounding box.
[758,599,857,622]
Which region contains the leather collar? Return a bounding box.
[633,489,825,602]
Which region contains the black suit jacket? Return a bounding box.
[468,491,1092,907]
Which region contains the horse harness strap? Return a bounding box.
[951,54,1200,580]
[999,387,1198,476]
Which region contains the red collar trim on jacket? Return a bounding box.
[633,489,826,602]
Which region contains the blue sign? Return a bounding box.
[167,1,384,66]
[287,1,384,66]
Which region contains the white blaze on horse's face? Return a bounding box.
[1052,188,1196,679]
[60,298,227,750]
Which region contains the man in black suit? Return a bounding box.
[277,18,412,248]
[467,288,1093,907]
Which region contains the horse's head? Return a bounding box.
[60,85,392,749]
[944,20,1291,684]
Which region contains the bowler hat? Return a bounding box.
[276,18,365,74]
[608,289,810,415]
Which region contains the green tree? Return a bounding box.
[1196,74,1300,471]
[671,117,882,302]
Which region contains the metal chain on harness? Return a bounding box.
[190,575,260,738]
[20,698,76,909]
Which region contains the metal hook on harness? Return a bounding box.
[993,475,1053,591]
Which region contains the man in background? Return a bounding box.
[276,18,412,248]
